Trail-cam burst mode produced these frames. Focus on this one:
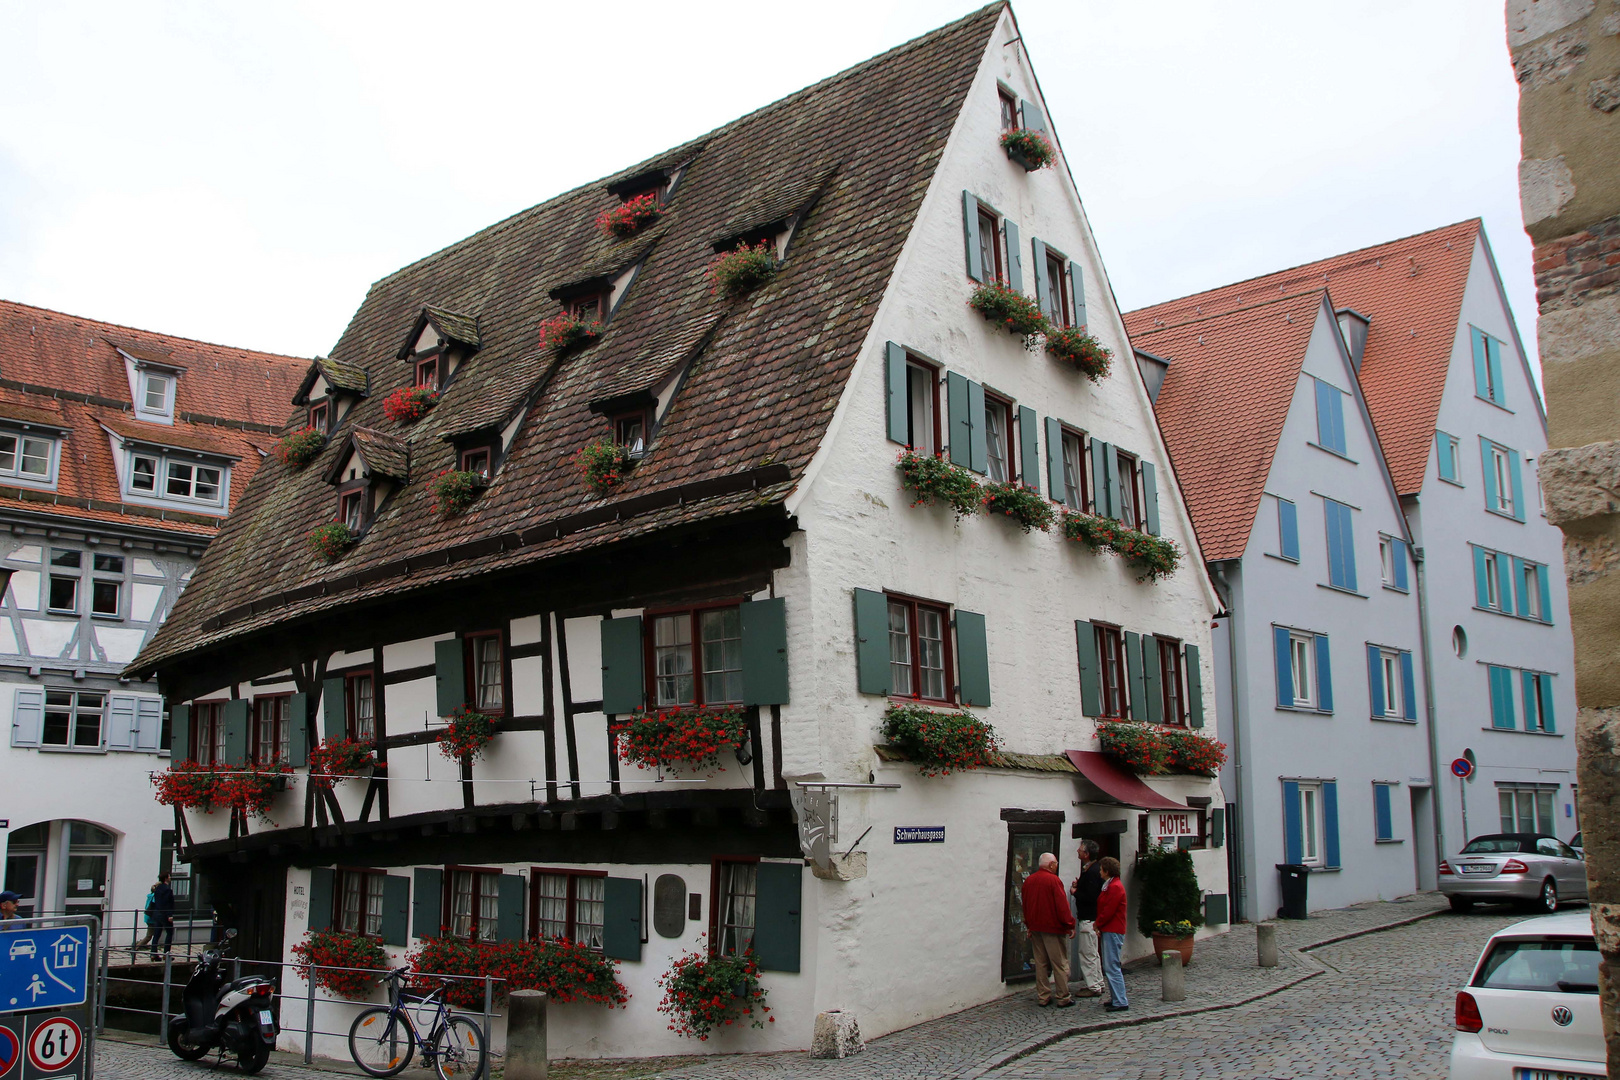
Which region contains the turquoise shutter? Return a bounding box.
[740,597,789,706]
[106,695,136,751]
[1507,451,1525,521]
[1486,336,1505,405]
[600,617,645,715]
[1488,666,1515,728]
[754,862,802,973]
[1472,547,1491,608]
[1366,645,1385,717]
[434,638,465,717]
[1314,380,1337,451]
[1437,432,1457,482]
[1141,462,1160,535]
[412,868,443,939]
[1209,806,1224,847]
[1521,670,1538,731]
[853,589,891,696]
[603,877,643,961]
[169,703,190,759]
[1392,539,1410,591]
[1274,627,1293,707]
[1003,219,1022,292]
[967,380,987,475]
[1282,782,1303,864]
[1076,620,1102,717]
[1184,644,1204,728]
[287,692,309,767]
[381,875,411,946]
[955,610,991,707]
[1089,439,1111,517]
[885,342,909,445]
[1539,673,1555,732]
[1069,261,1085,328]
[323,676,347,740]
[1374,784,1393,841]
[1322,782,1341,868]
[1480,438,1499,512]
[1031,238,1049,318]
[1123,631,1142,720]
[1315,634,1333,712]
[1400,652,1417,720]
[223,699,250,764]
[1278,499,1299,561]
[1019,97,1046,132]
[962,191,983,281]
[1045,417,1064,497]
[1511,558,1529,616]
[11,688,43,747]
[947,371,972,468]
[1495,554,1515,615]
[1471,327,1489,398]
[1018,406,1039,492]
[1141,635,1163,723]
[496,874,526,941]
[308,867,334,932]
[1537,565,1552,624]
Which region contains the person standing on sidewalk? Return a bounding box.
[1069,840,1105,998]
[1095,856,1128,1011]
[1020,852,1076,1008]
[149,873,175,960]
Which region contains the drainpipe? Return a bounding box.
[1211,563,1247,922]
[1413,544,1448,865]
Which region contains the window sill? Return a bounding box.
[1262,552,1299,565]
[1278,705,1333,717]
[90,614,124,622]
[889,696,961,709]
[1471,604,1551,626]
[1482,726,1563,737]
[1317,583,1366,598]
[1380,584,1409,595]
[35,745,107,754]
[1438,477,1465,489]
[1307,442,1358,464]
[1370,716,1418,725]
[1484,507,1525,523]
[1375,838,1405,845]
[46,609,78,617]
[1303,865,1341,873]
[1473,394,1513,414]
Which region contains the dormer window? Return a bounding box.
[568,293,606,321]
[115,346,184,424]
[118,436,232,510]
[416,355,440,391]
[0,432,57,486]
[459,446,491,477]
[308,400,329,434]
[613,410,650,456]
[340,488,367,530]
[142,372,172,414]
[164,460,223,502]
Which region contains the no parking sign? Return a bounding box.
[0,1023,19,1077]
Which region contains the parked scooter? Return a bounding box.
[166,928,278,1073]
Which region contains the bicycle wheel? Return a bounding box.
[348,1006,416,1077]
[433,1015,487,1080]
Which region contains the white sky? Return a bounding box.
[0,1,1535,371]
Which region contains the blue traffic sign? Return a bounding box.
[0,927,88,1012]
[1450,757,1474,779]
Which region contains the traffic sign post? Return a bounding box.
[0,916,98,1080]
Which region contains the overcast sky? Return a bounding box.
[0,1,1534,370]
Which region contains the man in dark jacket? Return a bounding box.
[1069,840,1104,997]
[1020,852,1076,1007]
[150,874,174,960]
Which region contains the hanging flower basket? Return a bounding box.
[612,705,748,772]
[709,241,777,300]
[537,311,603,354]
[308,521,357,562]
[596,191,664,239]
[968,279,1048,341]
[405,936,629,1009]
[897,449,982,521]
[438,705,496,765]
[1045,327,1113,382]
[657,944,771,1040]
[1000,128,1057,171]
[576,437,630,496]
[1060,512,1180,583]
[291,929,389,1000]
[880,703,1001,776]
[277,428,327,467]
[306,737,374,790]
[428,469,488,516]
[382,386,438,423]
[980,481,1056,533]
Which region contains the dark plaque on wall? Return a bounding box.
[653,874,687,938]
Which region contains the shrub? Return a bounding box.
[596,191,663,239]
[382,386,438,423]
[980,481,1056,533]
[308,522,357,562]
[306,737,373,790]
[277,428,326,467]
[656,945,771,1040]
[880,703,1001,776]
[438,705,495,765]
[428,469,487,516]
[709,241,777,300]
[1000,127,1057,169]
[1045,327,1113,382]
[576,438,629,496]
[291,929,389,1000]
[537,311,603,354]
[404,936,628,1010]
[612,705,748,773]
[897,449,981,521]
[1095,720,1173,774]
[1060,512,1181,583]
[1134,844,1204,939]
[968,278,1048,339]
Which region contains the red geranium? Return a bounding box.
[656,942,770,1040]
[596,191,663,239]
[382,386,438,423]
[611,705,748,772]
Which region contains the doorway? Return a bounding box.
[1001,825,1059,981]
[1410,786,1437,891]
[5,822,46,918]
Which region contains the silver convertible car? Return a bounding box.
[1440,833,1587,913]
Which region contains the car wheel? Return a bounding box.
[1448,896,1474,913]
[1536,878,1558,914]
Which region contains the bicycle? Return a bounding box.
[347,966,487,1079]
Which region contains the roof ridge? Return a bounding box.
[1130,288,1326,336]
[0,297,309,363]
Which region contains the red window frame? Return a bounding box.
[1095,623,1127,719]
[643,602,745,709]
[345,670,376,742]
[253,694,291,764]
[619,183,662,205]
[1158,637,1185,726]
[308,400,329,434]
[611,409,652,454]
[443,865,502,941]
[998,88,1019,132]
[1115,450,1141,529]
[901,353,942,456]
[338,484,368,531]
[708,855,761,958]
[1057,425,1090,512]
[190,700,226,765]
[528,866,608,950]
[885,591,955,706]
[416,355,440,391]
[982,389,1016,484]
[459,445,492,477]
[977,209,1004,282]
[1045,250,1071,328]
[333,867,387,937]
[568,294,605,321]
[463,630,507,717]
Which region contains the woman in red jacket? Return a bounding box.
[1095,857,1128,1010]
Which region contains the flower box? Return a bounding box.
[1000,128,1056,171]
[612,705,748,773]
[308,522,357,562]
[277,428,326,468]
[968,279,1048,340]
[307,737,375,789]
[438,706,496,765]
[428,469,488,516]
[1060,511,1180,583]
[596,191,664,240]
[897,449,981,521]
[406,935,628,1010]
[537,311,603,355]
[576,437,630,496]
[980,481,1056,533]
[709,242,777,300]
[382,386,438,423]
[880,703,1001,776]
[152,762,291,821]
[291,929,389,999]
[1045,327,1113,382]
[1096,720,1227,776]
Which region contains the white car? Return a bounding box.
[1450,912,1603,1079]
[7,939,34,960]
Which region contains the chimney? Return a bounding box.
[1335,308,1370,371]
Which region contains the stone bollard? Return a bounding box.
[506,989,548,1080]
[1160,951,1186,1001]
[1257,922,1278,968]
[810,1010,864,1058]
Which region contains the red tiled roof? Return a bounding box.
[1129,292,1325,562]
[1127,220,1480,497]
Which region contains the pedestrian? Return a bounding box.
[150,873,175,960]
[0,890,21,924]
[135,881,161,952]
[1096,856,1129,1011]
[1069,840,1105,998]
[1020,851,1076,1008]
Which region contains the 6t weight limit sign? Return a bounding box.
[25,1016,79,1075]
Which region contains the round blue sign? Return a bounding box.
[1450,757,1474,779]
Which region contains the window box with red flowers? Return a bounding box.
[612,705,749,773]
[438,705,496,765]
[1045,327,1113,382]
[308,522,357,562]
[1000,128,1056,171]
[405,936,628,1010]
[306,737,375,789]
[1060,512,1181,583]
[152,762,291,821]
[657,945,771,1041]
[596,191,664,240]
[880,703,1001,776]
[968,279,1048,341]
[897,449,982,521]
[576,437,630,496]
[538,311,603,355]
[277,428,327,468]
[709,241,777,300]
[1097,720,1227,777]
[980,481,1056,534]
[382,386,438,423]
[291,929,389,1000]
[428,469,488,516]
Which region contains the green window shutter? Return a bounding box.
[1177,836,1196,851]
[1537,566,1553,624]
[1031,237,1050,318]
[169,703,190,759]
[1278,499,1299,561]
[11,688,43,748]
[322,676,347,741]
[1075,620,1102,717]
[754,862,802,973]
[1539,673,1556,733]
[1366,645,1385,717]
[223,699,250,764]
[412,868,443,939]
[106,696,136,751]
[1141,462,1160,535]
[1210,807,1225,848]
[1521,669,1538,732]
[1069,261,1086,328]
[1488,666,1515,729]
[967,380,988,475]
[1437,431,1458,482]
[1108,450,1126,526]
[1090,439,1112,517]
[853,588,891,696]
[1273,627,1294,707]
[1123,631,1142,720]
[1400,652,1417,721]
[1374,784,1394,841]
[434,638,465,718]
[1507,450,1526,521]
[1018,406,1039,493]
[1473,547,1492,608]
[1140,635,1162,723]
[1282,782,1303,864]
[308,867,334,932]
[1471,327,1489,398]
[287,692,309,767]
[1322,781,1341,868]
[1019,98,1046,133]
[1480,438,1499,513]
[885,342,909,446]
[1003,219,1023,292]
[955,609,991,707]
[962,191,983,282]
[496,874,526,941]
[1184,644,1204,728]
[947,371,973,468]
[1486,336,1506,406]
[599,617,645,715]
[1495,554,1515,616]
[602,877,643,962]
[1510,558,1528,616]
[740,597,789,706]
[381,875,411,946]
[1045,416,1064,498]
[1315,634,1334,712]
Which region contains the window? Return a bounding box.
[126,450,228,506]
[465,632,506,715]
[1524,671,1555,733]
[1379,538,1394,588]
[91,554,123,618]
[1373,783,1397,842]
[0,432,55,482]
[1488,444,1515,516]
[190,701,225,765]
[714,859,758,958]
[568,294,606,321]
[41,690,104,750]
[1096,623,1128,718]
[998,87,1018,132]
[447,867,501,940]
[1368,647,1403,719]
[612,410,651,456]
[1497,784,1557,834]
[1276,497,1300,561]
[335,869,386,937]
[1044,251,1071,327]
[254,695,291,765]
[1291,634,1315,708]
[1298,782,1324,866]
[1159,638,1185,725]
[1059,428,1085,511]
[416,355,440,391]
[1116,451,1139,529]
[340,488,366,531]
[984,394,1012,483]
[1523,564,1542,620]
[1313,379,1348,456]
[130,454,158,492]
[1323,498,1356,591]
[308,400,329,434]
[346,672,376,741]
[164,460,222,502]
[977,208,1003,282]
[142,372,172,414]
[1437,431,1462,484]
[48,549,80,613]
[530,869,606,950]
[649,605,744,707]
[888,596,951,703]
[1482,551,1502,610]
[459,446,491,477]
[903,358,940,456]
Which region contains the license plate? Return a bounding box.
[1516,1070,1604,1080]
[259,1010,274,1025]
[1459,864,1495,874]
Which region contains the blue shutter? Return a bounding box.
[600,617,645,714]
[1324,502,1345,587]
[1374,784,1393,841]
[1392,539,1409,591]
[1278,499,1299,561]
[885,342,909,446]
[1521,670,1538,732]
[1322,781,1341,869]
[1031,238,1049,318]
[1283,782,1303,864]
[1540,673,1556,733]
[308,867,333,932]
[1090,439,1112,517]
[1069,261,1086,329]
[1437,432,1459,483]
[602,877,643,962]
[1488,666,1516,729]
[1141,462,1160,535]
[11,687,43,747]
[947,371,972,468]
[962,191,983,282]
[1003,219,1022,292]
[1338,504,1357,592]
[412,868,443,939]
[754,862,803,973]
[1537,565,1553,624]
[740,597,789,706]
[1366,645,1385,718]
[169,703,189,759]
[381,875,411,946]
[1496,554,1515,616]
[967,380,988,475]
[1473,547,1491,608]
[1184,644,1204,728]
[1507,450,1526,521]
[1045,417,1064,498]
[1471,327,1489,398]
[1076,621,1102,717]
[854,589,891,696]
[1314,381,1346,455]
[1486,336,1506,406]
[1124,631,1143,720]
[1481,438,1499,512]
[1315,634,1333,712]
[1511,558,1528,616]
[1274,626,1294,708]
[1018,406,1039,493]
[955,610,991,707]
[1400,652,1417,720]
[1141,635,1162,723]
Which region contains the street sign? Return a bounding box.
[0,1023,18,1078]
[893,826,945,843]
[23,1017,77,1075]
[0,928,88,1012]
[1450,757,1474,779]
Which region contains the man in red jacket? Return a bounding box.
[1020,852,1076,1007]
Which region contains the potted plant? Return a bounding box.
[880,703,1001,776]
[1045,327,1113,382]
[308,521,357,562]
[277,427,327,467]
[291,929,389,999]
[438,705,496,765]
[1135,845,1204,966]
[596,191,663,239]
[709,241,777,300]
[656,943,772,1040]
[980,481,1056,533]
[382,386,438,423]
[897,449,982,521]
[612,705,749,773]
[1000,128,1057,171]
[576,437,630,496]
[537,311,603,355]
[428,469,488,516]
[968,278,1048,341]
[306,737,375,789]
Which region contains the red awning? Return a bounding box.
[1065,750,1189,811]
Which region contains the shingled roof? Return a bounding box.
[131,3,1007,676]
